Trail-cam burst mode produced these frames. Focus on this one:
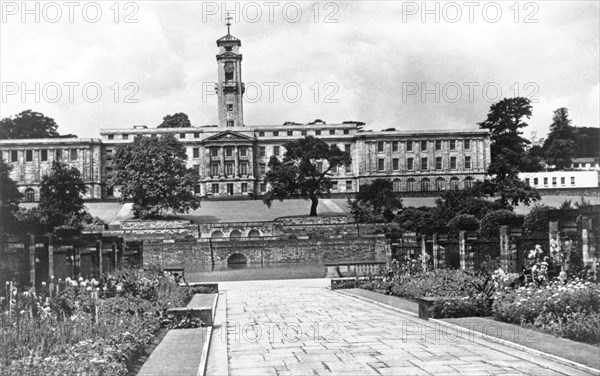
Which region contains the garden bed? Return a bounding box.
[0,268,211,375]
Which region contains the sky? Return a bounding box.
[0,1,598,140]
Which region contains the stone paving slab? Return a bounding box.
[218,279,598,376]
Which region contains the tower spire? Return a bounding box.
[225,12,232,35]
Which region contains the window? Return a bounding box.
[301,130,307,136]
[329,129,335,135]
[194,132,200,138]
[407,178,415,192]
[227,104,233,112]
[122,134,129,140]
[533,178,538,186]
[561,177,565,186]
[225,46,232,52]
[211,162,219,176]
[407,140,413,151]
[316,161,323,173]
[194,185,201,194]
[55,150,62,161]
[345,144,351,153]
[287,130,293,136]
[239,147,247,157]
[273,146,280,156]
[260,183,267,193]
[41,150,48,162]
[225,162,234,176]
[227,120,234,127]
[179,133,186,139]
[420,140,427,151]
[345,163,351,173]
[25,188,35,202]
[241,183,248,193]
[108,134,114,140]
[225,147,233,157]
[543,177,548,186]
[212,183,220,194]
[70,149,77,161]
[378,158,385,171]
[435,157,442,170]
[211,147,219,157]
[26,150,33,162]
[465,156,471,169]
[259,131,265,137]
[315,130,321,136]
[331,181,338,191]
[464,177,474,188]
[343,129,350,135]
[259,163,266,175]
[436,178,445,191]
[407,157,414,170]
[552,177,557,187]
[107,186,114,196]
[273,131,279,137]
[393,179,401,192]
[377,142,384,153]
[106,167,113,179]
[464,139,471,150]
[450,140,456,150]
[225,71,233,81]
[435,140,442,150]
[392,141,398,152]
[525,178,530,186]
[240,162,248,175]
[421,178,430,192]
[450,177,459,190]
[450,156,457,169]
[571,176,575,186]
[193,148,200,158]
[259,147,266,157]
[421,157,428,170]
[345,180,352,191]
[393,158,399,171]
[11,150,17,162]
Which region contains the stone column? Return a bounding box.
[581,216,595,267]
[421,235,427,271]
[459,231,466,270]
[432,233,439,269]
[220,147,225,176]
[112,242,118,271]
[234,146,240,177]
[28,233,35,287]
[48,234,54,280]
[500,226,510,273]
[549,221,561,270]
[96,239,103,276]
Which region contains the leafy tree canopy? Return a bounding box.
[348,178,402,223]
[39,162,88,230]
[394,206,436,234]
[479,210,518,239]
[263,136,351,216]
[431,188,502,225]
[0,110,61,139]
[543,108,577,169]
[572,127,600,158]
[0,161,22,233]
[157,112,192,128]
[113,134,200,219]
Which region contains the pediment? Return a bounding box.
[203,131,254,143]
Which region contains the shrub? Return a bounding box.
[447,214,480,235]
[523,204,551,234]
[479,210,517,238]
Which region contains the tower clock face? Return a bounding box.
[224,62,234,73]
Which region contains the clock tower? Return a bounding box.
[216,16,244,127]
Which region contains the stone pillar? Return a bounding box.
[28,233,35,287]
[549,221,561,270]
[421,235,427,271]
[432,233,439,269]
[581,216,595,267]
[234,146,240,177]
[96,239,103,276]
[48,234,54,280]
[112,242,118,271]
[459,231,466,270]
[500,226,510,273]
[220,147,225,176]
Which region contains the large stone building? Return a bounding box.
[1,27,490,201]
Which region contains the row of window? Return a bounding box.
[388,177,474,192]
[376,156,472,172]
[257,129,352,137]
[376,139,471,153]
[525,176,576,187]
[6,149,79,163]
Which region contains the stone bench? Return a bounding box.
[324,261,387,278]
[330,277,357,290]
[417,296,461,320]
[180,282,219,293]
[167,293,218,326]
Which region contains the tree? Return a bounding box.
[431,188,501,224]
[0,110,60,139]
[39,162,88,229]
[113,134,200,219]
[348,179,402,223]
[263,136,351,216]
[0,161,22,233]
[477,97,540,207]
[394,206,436,233]
[158,113,192,128]
[523,204,552,234]
[479,210,517,239]
[543,108,576,169]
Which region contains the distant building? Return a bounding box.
[1,27,491,201]
[519,170,599,189]
[571,157,600,171]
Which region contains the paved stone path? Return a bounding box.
[216,279,595,376]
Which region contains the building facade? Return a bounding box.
[1,28,491,201]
